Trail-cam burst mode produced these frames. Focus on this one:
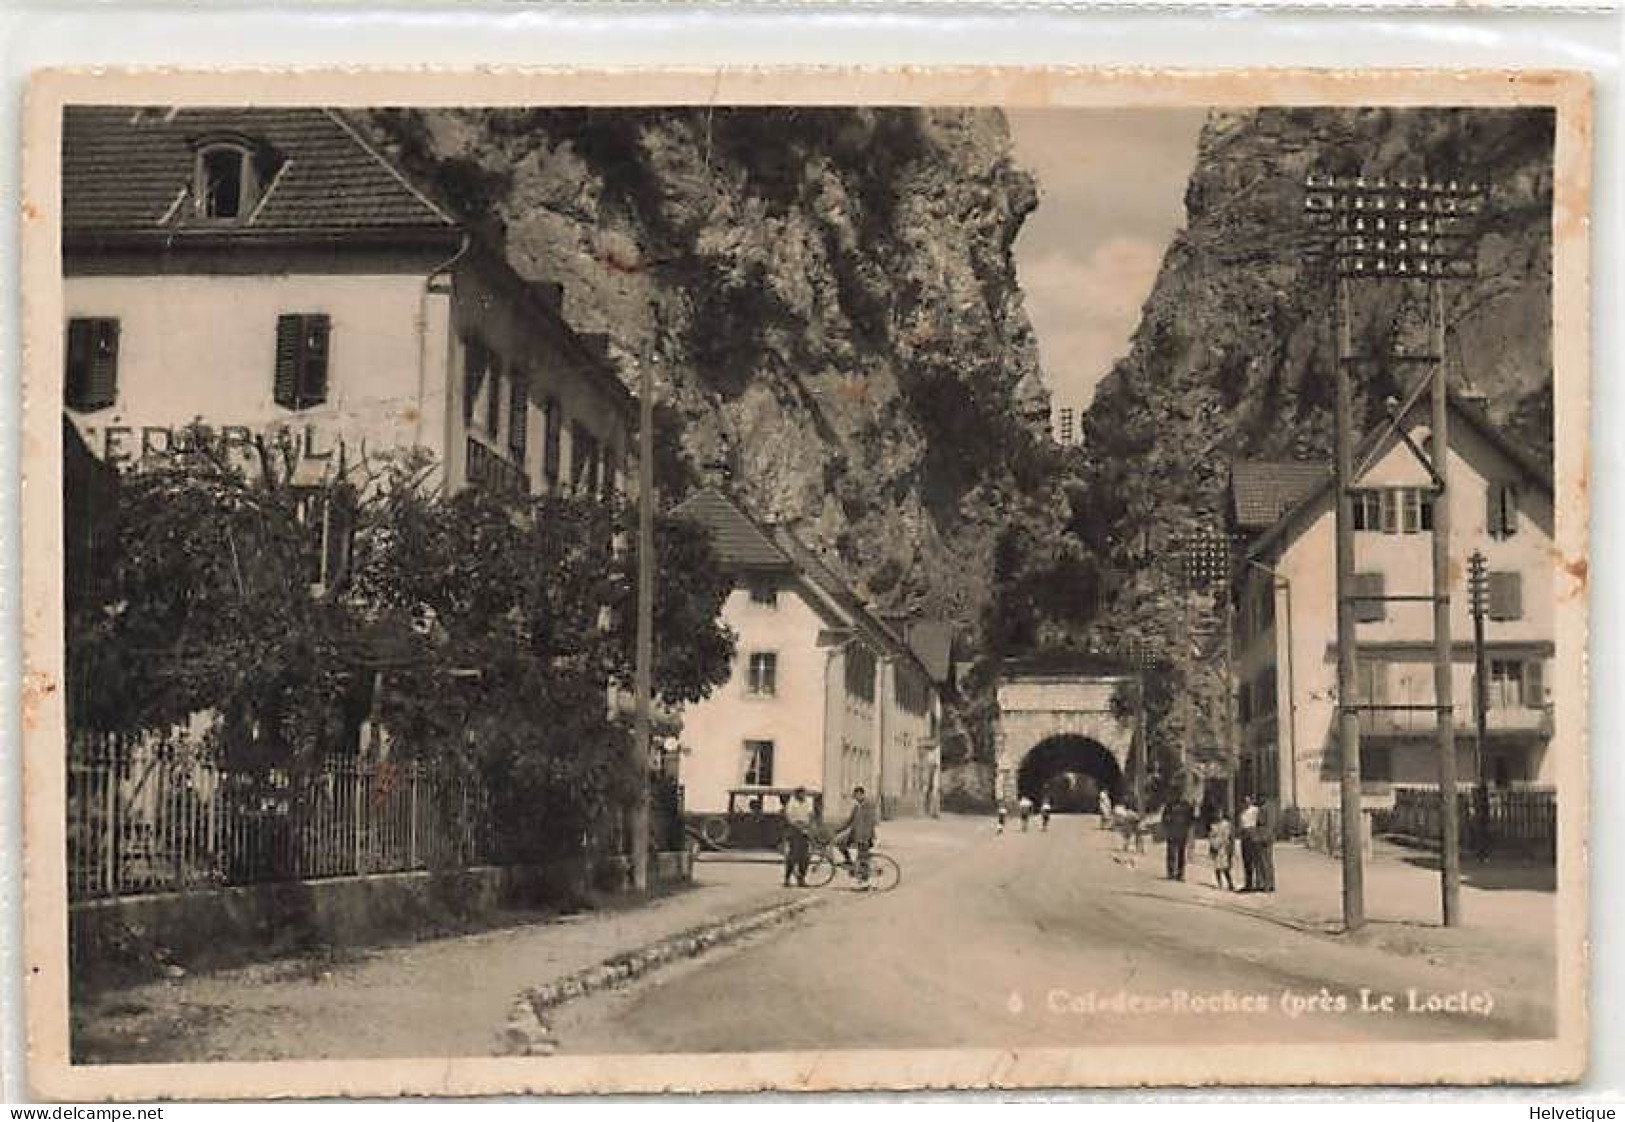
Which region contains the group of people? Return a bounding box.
[1191,794,1278,893]
[995,795,1053,834]
[1102,786,1278,894]
[780,784,878,888]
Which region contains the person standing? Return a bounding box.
[1254,796,1278,893]
[1040,799,1053,832]
[995,802,1007,835]
[1017,794,1034,832]
[1207,808,1236,891]
[782,786,816,888]
[835,785,879,886]
[1162,789,1196,881]
[1098,789,1113,830]
[1238,795,1261,892]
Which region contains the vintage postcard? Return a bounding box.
[20,67,1591,1099]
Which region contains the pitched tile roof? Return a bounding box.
[1230,460,1330,530]
[63,106,454,238]
[671,487,792,571]
[1242,390,1554,565]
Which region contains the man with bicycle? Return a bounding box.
[834,785,879,887]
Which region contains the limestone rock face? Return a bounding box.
[1082,106,1555,556]
[367,107,1048,628]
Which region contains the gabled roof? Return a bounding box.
[1230,460,1330,531]
[672,487,936,685]
[62,106,455,240]
[670,487,792,572]
[898,619,955,685]
[1244,390,1555,566]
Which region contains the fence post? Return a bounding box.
[408,765,419,869]
[102,743,118,897]
[353,763,365,877]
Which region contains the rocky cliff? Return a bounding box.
[368,107,1053,636]
[1077,106,1555,577]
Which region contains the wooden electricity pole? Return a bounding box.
[1429,283,1462,926]
[1306,171,1486,931]
[1332,273,1366,932]
[630,354,655,892]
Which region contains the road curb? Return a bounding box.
[498,894,824,1056]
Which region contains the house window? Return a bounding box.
[486,365,504,439]
[65,317,120,413]
[543,399,562,488]
[747,652,778,698]
[845,644,877,704]
[508,373,529,461]
[462,340,491,429]
[571,423,600,495]
[196,143,257,220]
[743,740,775,787]
[1355,657,1388,706]
[1351,489,1383,531]
[273,314,330,411]
[1352,571,1386,623]
[1398,488,1431,533]
[1488,482,1521,539]
[749,581,779,608]
[1487,571,1523,621]
[1489,659,1525,709]
[1360,743,1394,784]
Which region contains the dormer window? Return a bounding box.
[191,135,277,222]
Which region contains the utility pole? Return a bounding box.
[1304,171,1486,930]
[1332,271,1366,932]
[1428,284,1462,925]
[1468,549,1492,858]
[630,354,655,892]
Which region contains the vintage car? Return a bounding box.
[687,787,825,851]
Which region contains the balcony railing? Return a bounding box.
[1361,702,1553,738]
[466,438,530,496]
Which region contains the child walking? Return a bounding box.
[1208,809,1236,891]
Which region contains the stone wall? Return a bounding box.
[71,851,692,991]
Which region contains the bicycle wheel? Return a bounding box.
[864,853,901,893]
[804,851,838,887]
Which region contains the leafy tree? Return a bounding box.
[67,439,737,864]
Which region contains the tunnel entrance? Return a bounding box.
[1016,735,1124,812]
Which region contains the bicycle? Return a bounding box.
[803,839,901,892]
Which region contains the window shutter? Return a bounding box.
[486,365,503,436]
[1486,482,1503,536]
[1488,571,1522,621]
[300,315,329,407]
[508,375,529,460]
[1502,484,1520,538]
[274,315,302,408]
[275,314,329,410]
[1380,491,1399,534]
[65,318,120,412]
[1523,659,1544,709]
[1353,571,1385,622]
[543,399,562,487]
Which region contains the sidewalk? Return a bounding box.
[1107,828,1556,995]
[72,859,804,1064]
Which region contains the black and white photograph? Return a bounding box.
[22,68,1590,1097]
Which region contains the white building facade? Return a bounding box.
[1232,396,1555,822]
[62,107,632,498]
[672,489,942,824]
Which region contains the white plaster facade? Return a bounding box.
[1234,401,1555,815]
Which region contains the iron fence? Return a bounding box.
[67,732,494,902]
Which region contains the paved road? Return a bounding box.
[556,815,1554,1053]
